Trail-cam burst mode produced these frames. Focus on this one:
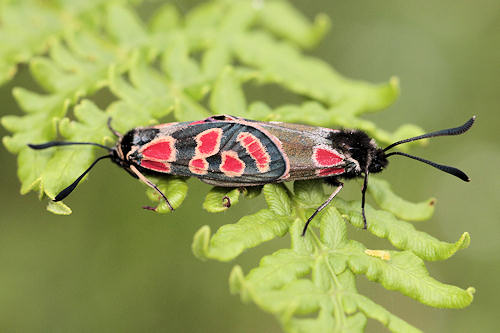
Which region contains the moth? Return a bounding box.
[29,115,475,235]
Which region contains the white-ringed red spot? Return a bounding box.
[189,158,209,175]
[140,160,171,173]
[195,128,223,157]
[220,151,245,177]
[140,136,177,162]
[317,167,345,177]
[312,146,343,167]
[237,132,271,173]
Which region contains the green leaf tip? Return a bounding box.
[47,200,72,215]
[456,232,471,250]
[229,265,246,296]
[389,76,400,89]
[192,209,292,262]
[192,225,211,261]
[256,0,331,49]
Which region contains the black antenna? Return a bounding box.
[385,151,470,182]
[107,118,123,139]
[53,155,112,201]
[383,116,476,152]
[28,141,112,151]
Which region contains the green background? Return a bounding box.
[1,1,499,331]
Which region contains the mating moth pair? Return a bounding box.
[29,115,475,235]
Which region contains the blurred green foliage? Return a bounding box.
[0,0,498,332]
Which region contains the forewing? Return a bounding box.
[138,119,289,185]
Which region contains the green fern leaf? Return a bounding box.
[146,176,189,213]
[256,0,330,49]
[0,1,62,85]
[336,198,470,261]
[106,3,149,48]
[0,0,133,86]
[210,67,247,117]
[368,178,436,221]
[193,209,292,262]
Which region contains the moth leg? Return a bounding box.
[221,186,248,208]
[107,118,123,139]
[222,196,231,208]
[129,165,174,211]
[361,171,369,229]
[301,181,344,236]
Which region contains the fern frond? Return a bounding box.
[1,1,474,332]
[200,181,474,332]
[0,0,135,85]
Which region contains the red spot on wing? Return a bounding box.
[140,160,171,173]
[195,128,222,157]
[313,147,343,167]
[220,151,245,177]
[190,158,206,169]
[189,158,208,175]
[237,132,270,172]
[317,167,345,177]
[143,142,172,160]
[141,137,176,162]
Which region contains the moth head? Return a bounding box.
[368,148,388,174]
[330,130,386,175]
[113,129,135,167]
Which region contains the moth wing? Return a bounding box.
[258,122,348,179]
[139,120,289,185]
